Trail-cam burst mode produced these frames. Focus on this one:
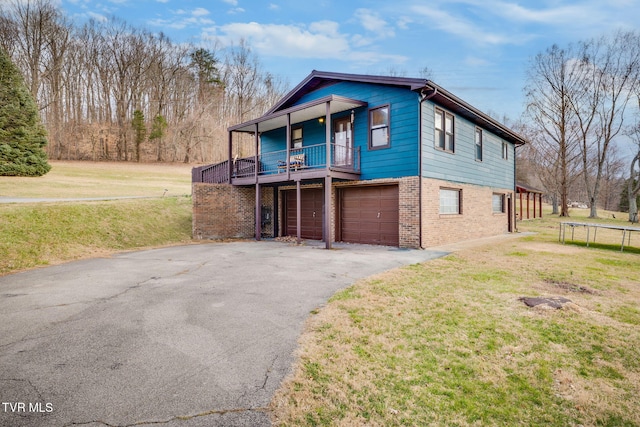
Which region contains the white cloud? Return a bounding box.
[156,0,170,3]
[192,7,210,17]
[227,7,245,14]
[354,8,395,38]
[269,3,279,10]
[410,4,519,45]
[223,0,238,5]
[87,11,108,22]
[148,8,214,30]
[209,21,408,66]
[216,22,350,58]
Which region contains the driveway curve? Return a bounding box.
[0,241,447,427]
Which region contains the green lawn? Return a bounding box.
[0,160,192,198]
[0,161,194,275]
[271,209,640,427]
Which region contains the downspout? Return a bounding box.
[418,86,438,249]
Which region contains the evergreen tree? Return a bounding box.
[132,109,146,162]
[0,48,51,176]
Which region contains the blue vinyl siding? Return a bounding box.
[421,101,515,189]
[285,82,420,180]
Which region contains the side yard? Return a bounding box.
[0,161,194,275]
[270,211,640,426]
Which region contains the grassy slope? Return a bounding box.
[0,197,193,275]
[271,210,640,427]
[0,161,194,275]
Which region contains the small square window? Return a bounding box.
[440,188,461,214]
[369,105,390,149]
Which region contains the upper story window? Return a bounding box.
[435,108,454,152]
[502,141,509,160]
[291,127,303,149]
[369,105,390,149]
[475,128,483,161]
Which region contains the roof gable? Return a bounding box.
[251,70,527,146]
[266,70,427,115]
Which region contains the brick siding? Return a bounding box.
[192,183,274,240]
[421,177,514,247]
[193,177,513,249]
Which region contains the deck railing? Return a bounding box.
[193,144,360,184]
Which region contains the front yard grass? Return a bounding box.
[0,197,193,275]
[271,209,640,426]
[0,161,194,275]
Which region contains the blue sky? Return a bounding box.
[59,0,640,122]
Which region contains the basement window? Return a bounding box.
[440,188,461,215]
[493,193,505,213]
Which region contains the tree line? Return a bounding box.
[518,30,640,221]
[2,0,639,220]
[0,0,287,164]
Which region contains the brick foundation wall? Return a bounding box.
[192,183,274,240]
[193,177,512,249]
[421,178,513,247]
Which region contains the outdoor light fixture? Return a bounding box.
[350,110,355,124]
[318,117,325,123]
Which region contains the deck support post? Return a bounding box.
[255,182,261,241]
[286,113,291,180]
[227,131,233,183]
[325,101,331,174]
[296,180,301,244]
[324,176,332,250]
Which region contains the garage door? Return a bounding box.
[284,188,324,240]
[339,185,399,246]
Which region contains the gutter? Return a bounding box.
[418,87,438,249]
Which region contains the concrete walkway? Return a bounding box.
[0,240,450,426]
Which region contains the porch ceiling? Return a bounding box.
[229,95,367,134]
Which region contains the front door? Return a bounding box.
[333,117,352,167]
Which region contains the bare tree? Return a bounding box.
[571,31,640,218]
[1,3,289,164]
[627,94,640,222]
[524,44,584,216]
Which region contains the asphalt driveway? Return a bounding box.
[0,240,448,426]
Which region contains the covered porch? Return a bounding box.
[227,94,368,249]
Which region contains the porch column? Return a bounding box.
[526,192,530,219]
[519,192,523,221]
[286,113,291,179]
[227,131,233,183]
[533,191,537,218]
[296,180,301,244]
[324,176,332,249]
[539,194,543,218]
[325,101,331,173]
[255,182,261,241]
[254,124,259,182]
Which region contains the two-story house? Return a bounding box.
[192,70,526,249]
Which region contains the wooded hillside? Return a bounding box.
[0,0,288,164]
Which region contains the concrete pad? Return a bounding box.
[0,241,448,426]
